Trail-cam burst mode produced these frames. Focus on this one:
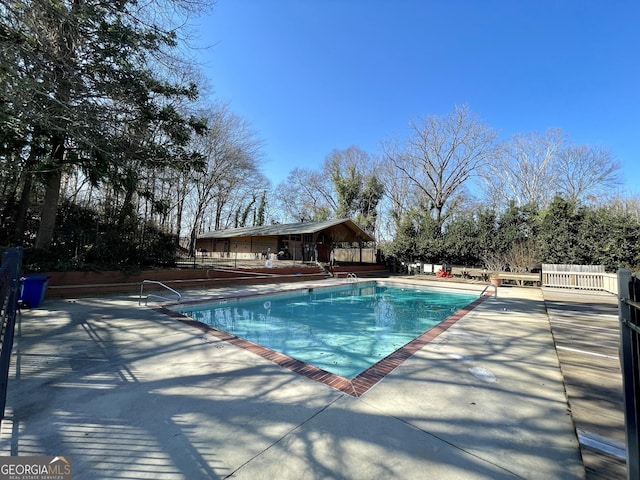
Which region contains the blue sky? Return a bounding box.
[192,1,639,194]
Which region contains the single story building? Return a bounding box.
[195,218,375,263]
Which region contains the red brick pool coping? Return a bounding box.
[159,293,491,397]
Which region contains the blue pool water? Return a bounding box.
[176,282,477,379]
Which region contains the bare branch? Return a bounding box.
[384,104,497,228]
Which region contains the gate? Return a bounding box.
[618,269,640,480]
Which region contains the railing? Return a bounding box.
[494,272,541,286]
[618,269,640,480]
[542,271,618,294]
[0,247,22,426]
[139,280,182,305]
[346,272,358,283]
[480,283,497,298]
[206,268,278,278]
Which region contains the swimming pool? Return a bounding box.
[175,282,478,380]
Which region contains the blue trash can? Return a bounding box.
[19,274,50,308]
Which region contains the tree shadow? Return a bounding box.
[0,287,591,479]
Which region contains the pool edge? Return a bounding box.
[157,291,492,397]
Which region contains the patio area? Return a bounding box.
[0,278,585,479]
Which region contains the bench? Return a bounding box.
[451,267,489,281]
[495,272,541,286]
[449,268,541,286]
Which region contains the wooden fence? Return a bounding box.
[542,264,618,294]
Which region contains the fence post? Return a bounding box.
[618,268,639,480]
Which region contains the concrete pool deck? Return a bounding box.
[0,278,584,479]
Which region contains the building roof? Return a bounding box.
[197,218,375,243]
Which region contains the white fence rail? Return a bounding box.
[541,269,618,294]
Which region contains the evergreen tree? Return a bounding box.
[256,191,267,226]
[0,0,208,249]
[536,197,583,264]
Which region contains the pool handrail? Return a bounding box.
[139,280,182,306]
[481,283,497,298]
[346,272,358,283]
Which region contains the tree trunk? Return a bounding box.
[35,168,62,250]
[12,160,35,245]
[35,137,64,250]
[11,129,45,245]
[117,186,136,230]
[188,202,206,256]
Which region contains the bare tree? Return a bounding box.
[274,168,336,223]
[482,129,621,208]
[482,129,565,208]
[383,105,497,231]
[608,194,640,222]
[556,145,621,204]
[375,155,423,242]
[184,103,264,254]
[504,239,540,272]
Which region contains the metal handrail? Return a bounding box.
[480,283,497,298]
[346,272,358,283]
[139,280,181,306]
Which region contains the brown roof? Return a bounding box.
[197,218,375,243]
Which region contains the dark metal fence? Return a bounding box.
[618,269,640,480]
[0,247,22,425]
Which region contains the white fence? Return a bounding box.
[541,264,618,294]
